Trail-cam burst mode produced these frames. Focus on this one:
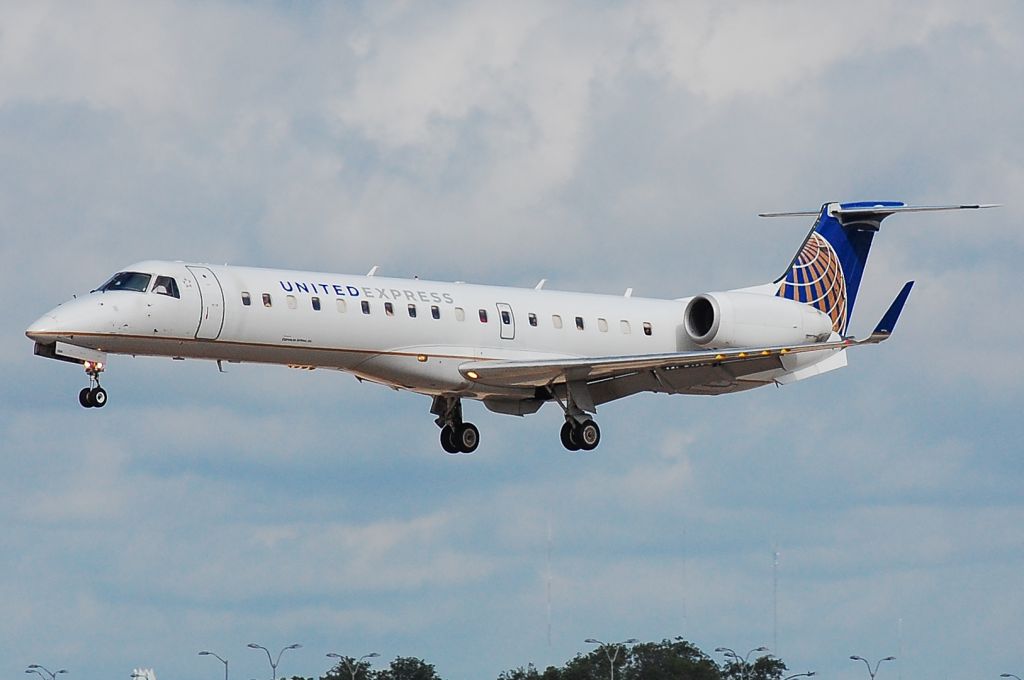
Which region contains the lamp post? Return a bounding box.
[783,673,816,680]
[26,666,68,680]
[248,642,302,680]
[326,652,380,680]
[1000,674,1022,680]
[585,638,638,680]
[199,650,229,680]
[715,646,770,680]
[850,655,896,680]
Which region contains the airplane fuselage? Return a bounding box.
[29,260,733,398]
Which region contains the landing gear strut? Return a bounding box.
[78,360,108,408]
[431,396,479,454]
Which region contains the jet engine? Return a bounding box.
[683,291,834,349]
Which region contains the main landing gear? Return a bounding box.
[553,381,601,452]
[78,360,108,408]
[559,419,601,451]
[431,396,479,454]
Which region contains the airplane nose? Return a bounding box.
[26,313,59,341]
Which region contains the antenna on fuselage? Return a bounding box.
[535,279,547,290]
[367,265,379,277]
[624,288,633,297]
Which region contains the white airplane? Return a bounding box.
[26,201,993,454]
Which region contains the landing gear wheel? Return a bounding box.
[79,387,94,408]
[440,425,460,454]
[455,423,480,454]
[560,421,581,451]
[90,387,108,408]
[578,419,600,451]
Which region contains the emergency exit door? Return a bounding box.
[496,302,515,340]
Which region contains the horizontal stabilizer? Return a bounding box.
[759,202,999,219]
[871,281,914,338]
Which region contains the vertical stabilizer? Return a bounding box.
[764,201,995,335]
[771,201,904,335]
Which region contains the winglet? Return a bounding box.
[870,281,914,339]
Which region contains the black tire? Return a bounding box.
[456,422,479,454]
[91,387,108,408]
[79,387,94,408]
[440,425,460,454]
[578,419,600,451]
[560,421,581,451]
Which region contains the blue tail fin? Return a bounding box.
[764,201,996,335]
[771,201,903,335]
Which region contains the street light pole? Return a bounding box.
[850,655,896,680]
[199,650,229,680]
[248,642,302,680]
[26,665,68,680]
[783,673,816,680]
[326,652,380,680]
[585,638,638,680]
[715,646,770,680]
[1000,674,1022,680]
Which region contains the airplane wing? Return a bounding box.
[460,282,914,390]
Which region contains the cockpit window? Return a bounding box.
[94,271,152,293]
[152,276,180,299]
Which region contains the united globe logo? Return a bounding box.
[776,231,848,333]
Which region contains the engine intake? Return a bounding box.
[683,292,834,349]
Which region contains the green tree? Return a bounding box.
[372,656,442,680]
[623,638,722,680]
[720,654,786,680]
[321,656,375,680]
[497,663,562,680]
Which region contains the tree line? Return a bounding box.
[280,638,788,680]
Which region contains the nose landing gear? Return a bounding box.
[78,360,108,408]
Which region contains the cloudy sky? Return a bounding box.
[2,2,1022,679]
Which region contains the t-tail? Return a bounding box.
[762,201,997,335]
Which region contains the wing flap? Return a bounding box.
[460,339,854,388]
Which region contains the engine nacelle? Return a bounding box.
[683,291,834,349]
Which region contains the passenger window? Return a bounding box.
[431,305,441,320]
[312,297,321,311]
[408,304,417,318]
[336,299,347,313]
[286,295,297,310]
[479,309,488,323]
[241,292,251,306]
[528,313,537,327]
[552,314,563,329]
[643,322,653,336]
[361,300,370,314]
[152,276,180,298]
[575,316,585,331]
[455,307,466,322]
[598,318,608,332]
[385,302,394,316]
[620,320,631,334]
[262,293,272,308]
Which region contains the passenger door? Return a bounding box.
[186,266,225,340]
